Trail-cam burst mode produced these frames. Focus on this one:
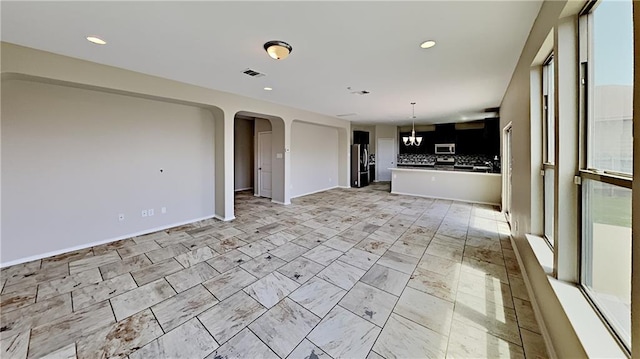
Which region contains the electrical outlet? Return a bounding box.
[148,208,154,216]
[118,214,125,222]
[431,176,435,181]
[161,207,167,214]
[142,210,148,217]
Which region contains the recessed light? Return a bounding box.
[86,36,107,45]
[264,87,273,91]
[420,40,436,49]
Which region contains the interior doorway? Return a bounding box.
[257,131,272,198]
[377,138,395,181]
[503,123,513,222]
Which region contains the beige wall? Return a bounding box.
[500,0,588,357]
[291,121,340,198]
[2,79,215,263]
[234,118,254,191]
[0,42,351,265]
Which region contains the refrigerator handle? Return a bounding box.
[363,148,368,167]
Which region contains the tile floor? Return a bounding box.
[1,182,549,359]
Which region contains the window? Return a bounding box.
[580,0,633,350]
[542,55,555,246]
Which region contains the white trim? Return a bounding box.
[390,190,501,207]
[234,187,253,192]
[270,199,291,205]
[214,214,236,222]
[519,234,628,359]
[290,186,339,199]
[0,215,214,268]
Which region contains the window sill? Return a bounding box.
[523,234,628,358]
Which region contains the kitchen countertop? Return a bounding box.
[392,167,501,176]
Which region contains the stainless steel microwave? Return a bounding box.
[435,143,455,154]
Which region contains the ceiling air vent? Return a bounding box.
[242,68,266,78]
[350,90,370,95]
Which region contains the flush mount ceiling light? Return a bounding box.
[403,102,423,146]
[263,87,273,91]
[420,40,436,49]
[263,40,292,60]
[86,36,107,45]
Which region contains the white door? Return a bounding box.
[257,131,272,198]
[377,138,395,181]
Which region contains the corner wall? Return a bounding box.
[1,79,216,263]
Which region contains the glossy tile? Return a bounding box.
[208,237,247,254]
[270,242,308,262]
[110,279,176,321]
[202,266,257,300]
[36,268,102,301]
[130,318,218,359]
[360,264,410,296]
[206,249,252,273]
[117,241,161,258]
[144,243,190,263]
[339,282,397,327]
[68,251,121,274]
[39,343,76,359]
[130,258,183,286]
[277,257,325,284]
[446,319,524,359]
[376,250,419,274]
[520,328,549,359]
[238,239,276,258]
[287,339,329,359]
[164,262,219,293]
[316,260,365,290]
[337,248,380,271]
[75,309,163,359]
[243,271,300,308]
[373,313,448,359]
[99,254,152,280]
[249,298,320,357]
[353,238,392,256]
[240,253,287,278]
[72,273,137,310]
[457,271,514,309]
[513,297,541,334]
[28,301,115,358]
[198,290,265,344]
[1,330,29,359]
[302,245,343,266]
[0,286,37,313]
[453,291,521,345]
[394,286,453,336]
[174,247,218,268]
[151,284,218,332]
[289,277,346,317]
[307,306,380,359]
[0,294,72,340]
[205,328,277,359]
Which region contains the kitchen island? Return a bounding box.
[390,167,501,206]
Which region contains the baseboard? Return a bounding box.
[389,190,500,207]
[214,214,236,222]
[0,214,215,268]
[290,186,339,199]
[271,199,291,205]
[512,235,558,359]
[234,187,253,192]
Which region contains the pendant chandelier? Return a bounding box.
[403,102,423,146]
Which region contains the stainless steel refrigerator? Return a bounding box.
[351,143,369,187]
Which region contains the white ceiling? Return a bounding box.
[1,1,542,126]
